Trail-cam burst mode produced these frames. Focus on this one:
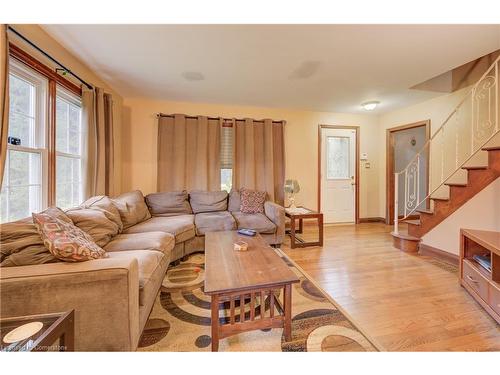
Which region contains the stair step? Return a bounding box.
[462,165,488,170]
[444,182,467,187]
[482,146,500,151]
[390,231,420,241]
[404,219,421,226]
[430,197,449,201]
[416,208,434,215]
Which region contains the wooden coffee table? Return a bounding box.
[204,231,299,351]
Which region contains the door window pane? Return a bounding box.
[326,136,350,179]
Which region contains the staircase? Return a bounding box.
[392,56,500,252]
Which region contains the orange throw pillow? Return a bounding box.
[33,207,107,262]
[240,189,266,214]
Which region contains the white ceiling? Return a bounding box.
[41,24,500,114]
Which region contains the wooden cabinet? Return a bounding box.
[460,229,500,324]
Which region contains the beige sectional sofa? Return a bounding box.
[0,189,285,351]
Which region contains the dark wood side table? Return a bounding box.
[285,206,324,249]
[0,310,74,352]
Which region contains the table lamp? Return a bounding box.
[284,179,300,209]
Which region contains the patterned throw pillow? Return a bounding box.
[33,207,107,262]
[240,189,266,214]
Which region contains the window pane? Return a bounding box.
[221,168,232,192]
[56,155,82,209]
[326,136,350,179]
[68,105,81,154]
[56,98,69,153]
[9,74,33,116]
[0,150,41,222]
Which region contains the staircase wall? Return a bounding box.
[378,85,472,218]
[420,178,500,255]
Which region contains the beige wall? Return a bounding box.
[122,98,381,218]
[421,178,500,255]
[377,87,473,218]
[7,25,123,194]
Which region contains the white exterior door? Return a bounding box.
[321,128,356,223]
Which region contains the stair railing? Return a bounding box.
[394,56,500,234]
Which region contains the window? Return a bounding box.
[0,61,47,222]
[326,136,350,179]
[220,122,233,192]
[1,46,84,223]
[55,88,83,209]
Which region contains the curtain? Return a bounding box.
[0,25,9,190]
[233,118,285,204]
[157,114,220,191]
[82,87,115,198]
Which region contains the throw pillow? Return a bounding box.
[33,207,107,262]
[111,190,151,230]
[66,196,123,247]
[145,190,192,216]
[228,189,241,212]
[0,217,58,267]
[240,188,266,214]
[189,190,228,213]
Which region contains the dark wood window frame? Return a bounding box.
[8,43,82,206]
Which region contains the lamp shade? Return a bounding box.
[284,179,300,194]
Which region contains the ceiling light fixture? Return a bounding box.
[362,101,380,111]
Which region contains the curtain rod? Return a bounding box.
[156,113,285,124]
[7,25,94,90]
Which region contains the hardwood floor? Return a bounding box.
[281,222,500,351]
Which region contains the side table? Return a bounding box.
[285,207,324,249]
[0,310,74,352]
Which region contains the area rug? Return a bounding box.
[138,249,379,352]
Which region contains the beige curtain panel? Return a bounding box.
[82,87,115,198]
[157,114,221,191]
[234,118,285,204]
[0,25,9,190]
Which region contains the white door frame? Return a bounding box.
[318,125,360,224]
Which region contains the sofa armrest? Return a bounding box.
[0,257,140,351]
[264,201,285,244]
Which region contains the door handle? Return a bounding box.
[351,176,356,185]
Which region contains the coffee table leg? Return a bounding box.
[283,284,292,341]
[211,294,219,352]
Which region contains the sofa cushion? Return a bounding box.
[66,195,123,246]
[232,211,277,234]
[189,191,228,213]
[0,217,58,267]
[33,207,107,262]
[107,250,168,306]
[145,190,192,217]
[104,232,175,256]
[240,188,266,214]
[228,189,241,212]
[194,211,236,236]
[112,190,151,230]
[123,215,195,244]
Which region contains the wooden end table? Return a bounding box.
[204,231,299,352]
[0,310,74,352]
[285,206,324,248]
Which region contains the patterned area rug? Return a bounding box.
[138,249,378,352]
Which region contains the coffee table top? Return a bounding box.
[204,231,299,295]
